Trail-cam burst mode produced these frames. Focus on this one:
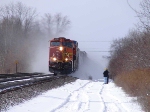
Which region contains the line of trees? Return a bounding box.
[109,0,150,77]
[108,1,150,111]
[108,30,150,77]
[0,2,70,73]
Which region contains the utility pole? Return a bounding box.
[15,60,18,73]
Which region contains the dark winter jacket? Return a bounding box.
[103,70,109,77]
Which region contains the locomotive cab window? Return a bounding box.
[51,42,61,46]
[62,42,73,48]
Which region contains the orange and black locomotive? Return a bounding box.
[49,37,79,75]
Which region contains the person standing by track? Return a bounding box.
[103,68,109,84]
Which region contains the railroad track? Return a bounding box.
[0,73,67,94]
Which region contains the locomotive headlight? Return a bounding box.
[59,46,63,51]
[65,58,68,61]
[53,57,57,61]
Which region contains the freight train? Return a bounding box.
[49,37,79,75]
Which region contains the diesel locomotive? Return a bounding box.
[49,37,79,75]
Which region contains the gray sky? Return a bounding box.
[1,0,142,52]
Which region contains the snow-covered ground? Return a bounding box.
[6,79,143,112]
[5,52,143,112]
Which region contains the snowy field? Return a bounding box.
[6,52,143,112]
[6,79,143,112]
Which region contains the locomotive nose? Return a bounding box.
[55,51,62,60]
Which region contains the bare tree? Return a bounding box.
[42,13,54,38]
[42,13,71,38]
[54,13,70,37]
[0,2,37,73]
[0,2,37,38]
[108,28,150,78]
[127,0,150,31]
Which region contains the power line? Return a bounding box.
[85,51,111,52]
[80,47,108,49]
[78,41,112,42]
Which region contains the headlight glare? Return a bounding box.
[65,58,68,61]
[53,57,57,61]
[59,46,63,51]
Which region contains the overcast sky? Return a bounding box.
[1,0,142,52]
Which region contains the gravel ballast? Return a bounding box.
[0,76,77,111]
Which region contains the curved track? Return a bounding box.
[0,73,67,94]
